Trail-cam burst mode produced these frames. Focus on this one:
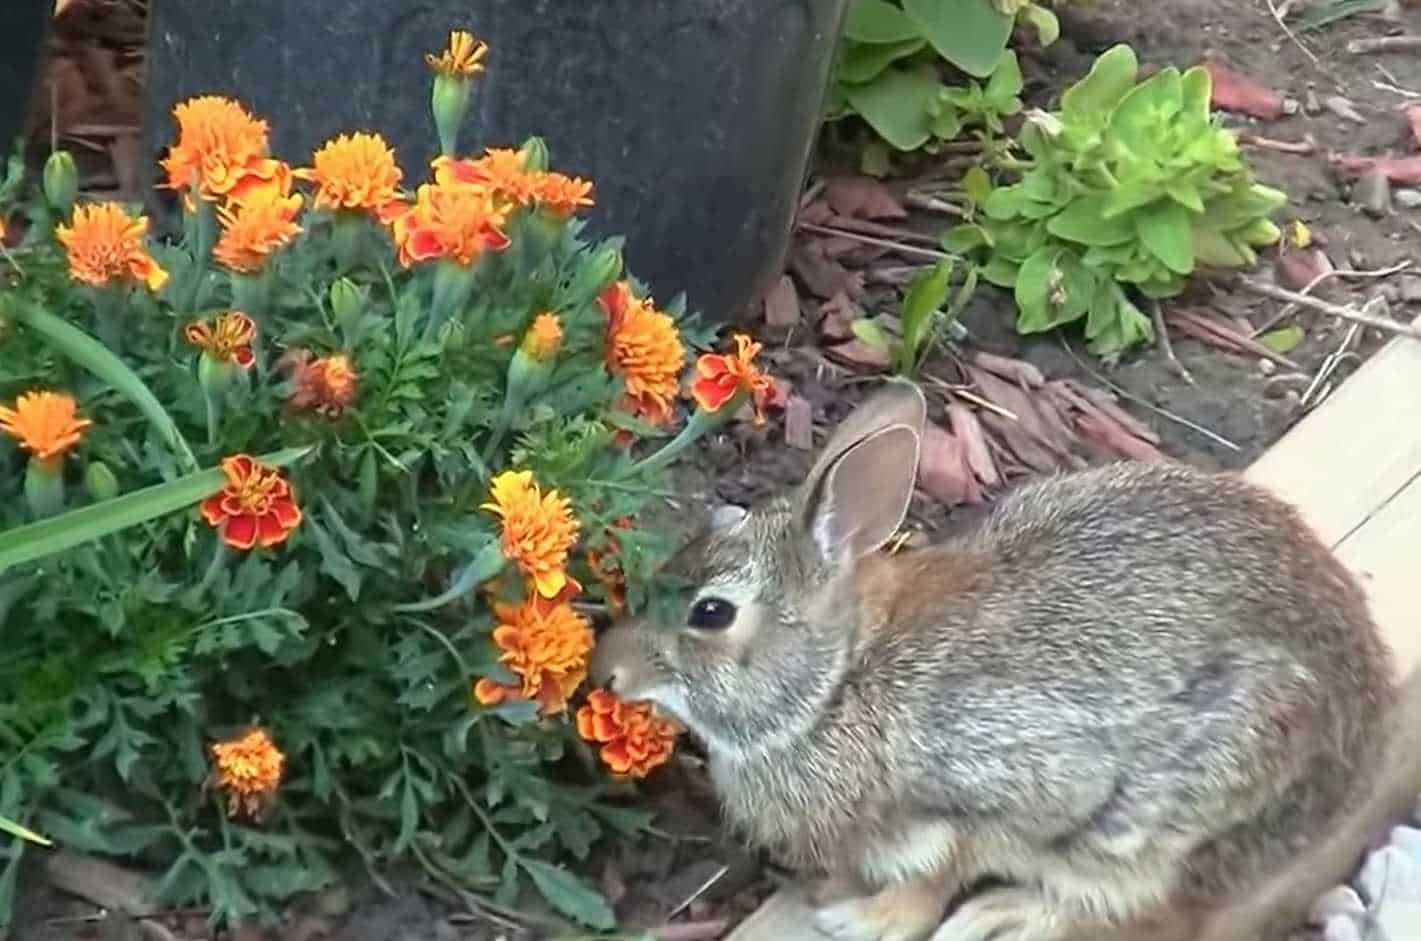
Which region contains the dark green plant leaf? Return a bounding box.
[521,859,616,930]
[841,65,942,151]
[901,0,1014,78]
[837,38,930,84]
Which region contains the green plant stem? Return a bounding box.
[331,211,364,272]
[184,196,217,314]
[426,259,477,340]
[627,403,739,478]
[9,297,200,473]
[196,541,228,594]
[90,286,123,354]
[231,269,271,319]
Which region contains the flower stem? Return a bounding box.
[196,540,228,594]
[231,269,271,319]
[184,196,217,314]
[90,286,122,354]
[331,211,365,273]
[628,405,737,478]
[425,259,477,340]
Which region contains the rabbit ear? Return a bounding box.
[795,379,926,561]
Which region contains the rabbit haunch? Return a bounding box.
[590,379,1404,941]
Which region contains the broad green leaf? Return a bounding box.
[1165,181,1206,214]
[844,0,923,43]
[1238,217,1283,247]
[521,859,615,930]
[1047,195,1136,246]
[1136,203,1196,275]
[1060,44,1138,126]
[1108,67,1183,153]
[850,317,894,352]
[963,167,993,207]
[985,51,1025,109]
[1014,247,1064,333]
[899,259,954,367]
[1260,325,1305,354]
[841,65,942,151]
[0,446,312,575]
[390,539,506,613]
[901,0,1014,78]
[941,224,990,253]
[838,38,929,83]
[1103,180,1169,220]
[1180,65,1213,121]
[1021,4,1060,46]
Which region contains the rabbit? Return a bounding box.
[589,377,1421,941]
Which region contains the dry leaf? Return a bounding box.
[798,200,834,226]
[823,338,890,371]
[763,275,801,328]
[1406,105,1421,151]
[917,424,982,506]
[1330,154,1421,184]
[1323,95,1366,125]
[1075,414,1167,463]
[971,351,1045,388]
[817,291,862,342]
[1276,246,1335,292]
[789,241,854,299]
[1072,382,1161,445]
[1201,62,1285,120]
[967,366,1075,459]
[947,402,999,487]
[824,176,907,221]
[784,396,815,450]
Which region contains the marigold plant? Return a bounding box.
[0,28,758,935]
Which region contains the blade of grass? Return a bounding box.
[0,815,51,846]
[1295,0,1385,32]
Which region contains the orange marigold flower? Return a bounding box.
[185,311,257,368]
[691,333,775,425]
[532,171,594,217]
[473,594,594,715]
[576,688,679,779]
[213,174,304,272]
[433,149,539,207]
[586,516,633,613]
[523,312,563,361]
[388,179,511,268]
[481,470,580,600]
[294,132,405,220]
[55,202,169,292]
[426,29,488,77]
[600,281,686,427]
[200,454,303,550]
[0,390,93,463]
[209,727,284,820]
[160,95,275,202]
[279,349,359,417]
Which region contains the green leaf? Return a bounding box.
[1060,44,1138,126]
[8,298,199,473]
[941,224,990,253]
[521,859,616,930]
[837,38,929,83]
[850,317,894,353]
[843,0,923,43]
[841,65,942,151]
[0,446,312,575]
[985,51,1024,109]
[901,0,1014,78]
[390,539,506,613]
[1021,4,1060,46]
[899,259,954,367]
[1136,202,1196,275]
[1260,325,1305,354]
[1046,195,1136,246]
[0,815,51,846]
[963,167,992,208]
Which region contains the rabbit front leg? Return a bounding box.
[813,870,957,941]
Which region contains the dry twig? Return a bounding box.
[1151,300,1195,384]
[1349,35,1421,54]
[1235,277,1421,341]
[795,222,953,262]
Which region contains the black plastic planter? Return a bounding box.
[0,1,49,153]
[143,0,851,324]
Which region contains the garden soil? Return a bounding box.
[11,1,1421,939]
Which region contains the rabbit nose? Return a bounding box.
[589,624,634,691]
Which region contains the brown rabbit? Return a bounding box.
[590,378,1420,941]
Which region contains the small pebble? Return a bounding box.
[1395,189,1421,210]
[1359,845,1421,905]
[1305,89,1323,114]
[1325,95,1367,124]
[1283,97,1301,116]
[1322,913,1362,941]
[1354,169,1392,218]
[1373,899,1421,940]
[1258,358,1276,377]
[1312,885,1366,924]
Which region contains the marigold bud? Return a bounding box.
[329,277,365,332]
[431,74,474,158]
[518,136,550,173]
[586,244,623,296]
[519,313,563,362]
[83,460,120,502]
[43,150,79,215]
[197,351,236,397]
[23,457,64,519]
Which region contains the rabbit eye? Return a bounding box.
[687,596,737,630]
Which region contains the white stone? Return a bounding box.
[1359,846,1421,906]
[1373,899,1421,941]
[1312,885,1367,924]
[1322,913,1363,941]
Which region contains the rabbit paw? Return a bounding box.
[931,887,1061,941]
[812,878,947,941]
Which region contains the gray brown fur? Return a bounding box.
[590,380,1407,941]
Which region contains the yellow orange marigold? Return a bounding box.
[388,179,510,268]
[577,688,679,779]
[600,281,686,427]
[209,727,284,820]
[160,95,278,203]
[433,149,539,207]
[213,172,304,272]
[294,132,405,220]
[523,312,563,361]
[280,349,359,417]
[55,202,169,292]
[532,172,595,217]
[200,454,302,550]
[691,333,776,425]
[481,470,580,600]
[426,29,488,77]
[473,594,594,715]
[185,311,257,368]
[0,390,93,464]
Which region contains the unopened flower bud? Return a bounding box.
[24,457,65,519]
[519,313,563,362]
[43,150,78,215]
[83,460,120,502]
[431,74,474,158]
[518,136,550,173]
[586,244,623,296]
[197,351,236,397]
[329,277,366,332]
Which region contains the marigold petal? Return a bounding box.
[223,514,259,550]
[199,494,229,526]
[473,678,508,706]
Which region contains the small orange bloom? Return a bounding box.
[388,179,510,268]
[600,281,686,427]
[473,593,594,715]
[185,311,257,368]
[481,470,580,600]
[586,516,633,613]
[576,688,679,779]
[209,727,284,820]
[200,454,302,550]
[213,173,304,272]
[0,390,93,463]
[532,172,594,217]
[691,333,776,425]
[280,349,359,417]
[55,202,169,292]
[294,132,405,220]
[433,149,539,207]
[426,29,488,77]
[160,96,274,202]
[523,312,563,361]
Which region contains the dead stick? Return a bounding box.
[796,222,953,262]
[823,214,942,247]
[1234,278,1421,341]
[1348,35,1421,55]
[1239,133,1316,155]
[1151,300,1195,385]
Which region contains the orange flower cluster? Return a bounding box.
[523,312,563,361]
[577,688,679,779]
[482,470,580,599]
[213,167,304,272]
[600,281,686,427]
[388,177,510,269]
[55,202,169,292]
[0,390,92,464]
[426,29,488,78]
[161,96,284,204]
[280,350,360,417]
[691,333,775,424]
[433,150,594,217]
[210,727,285,820]
[294,132,405,221]
[200,454,303,550]
[586,517,633,614]
[474,594,595,715]
[185,311,257,368]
